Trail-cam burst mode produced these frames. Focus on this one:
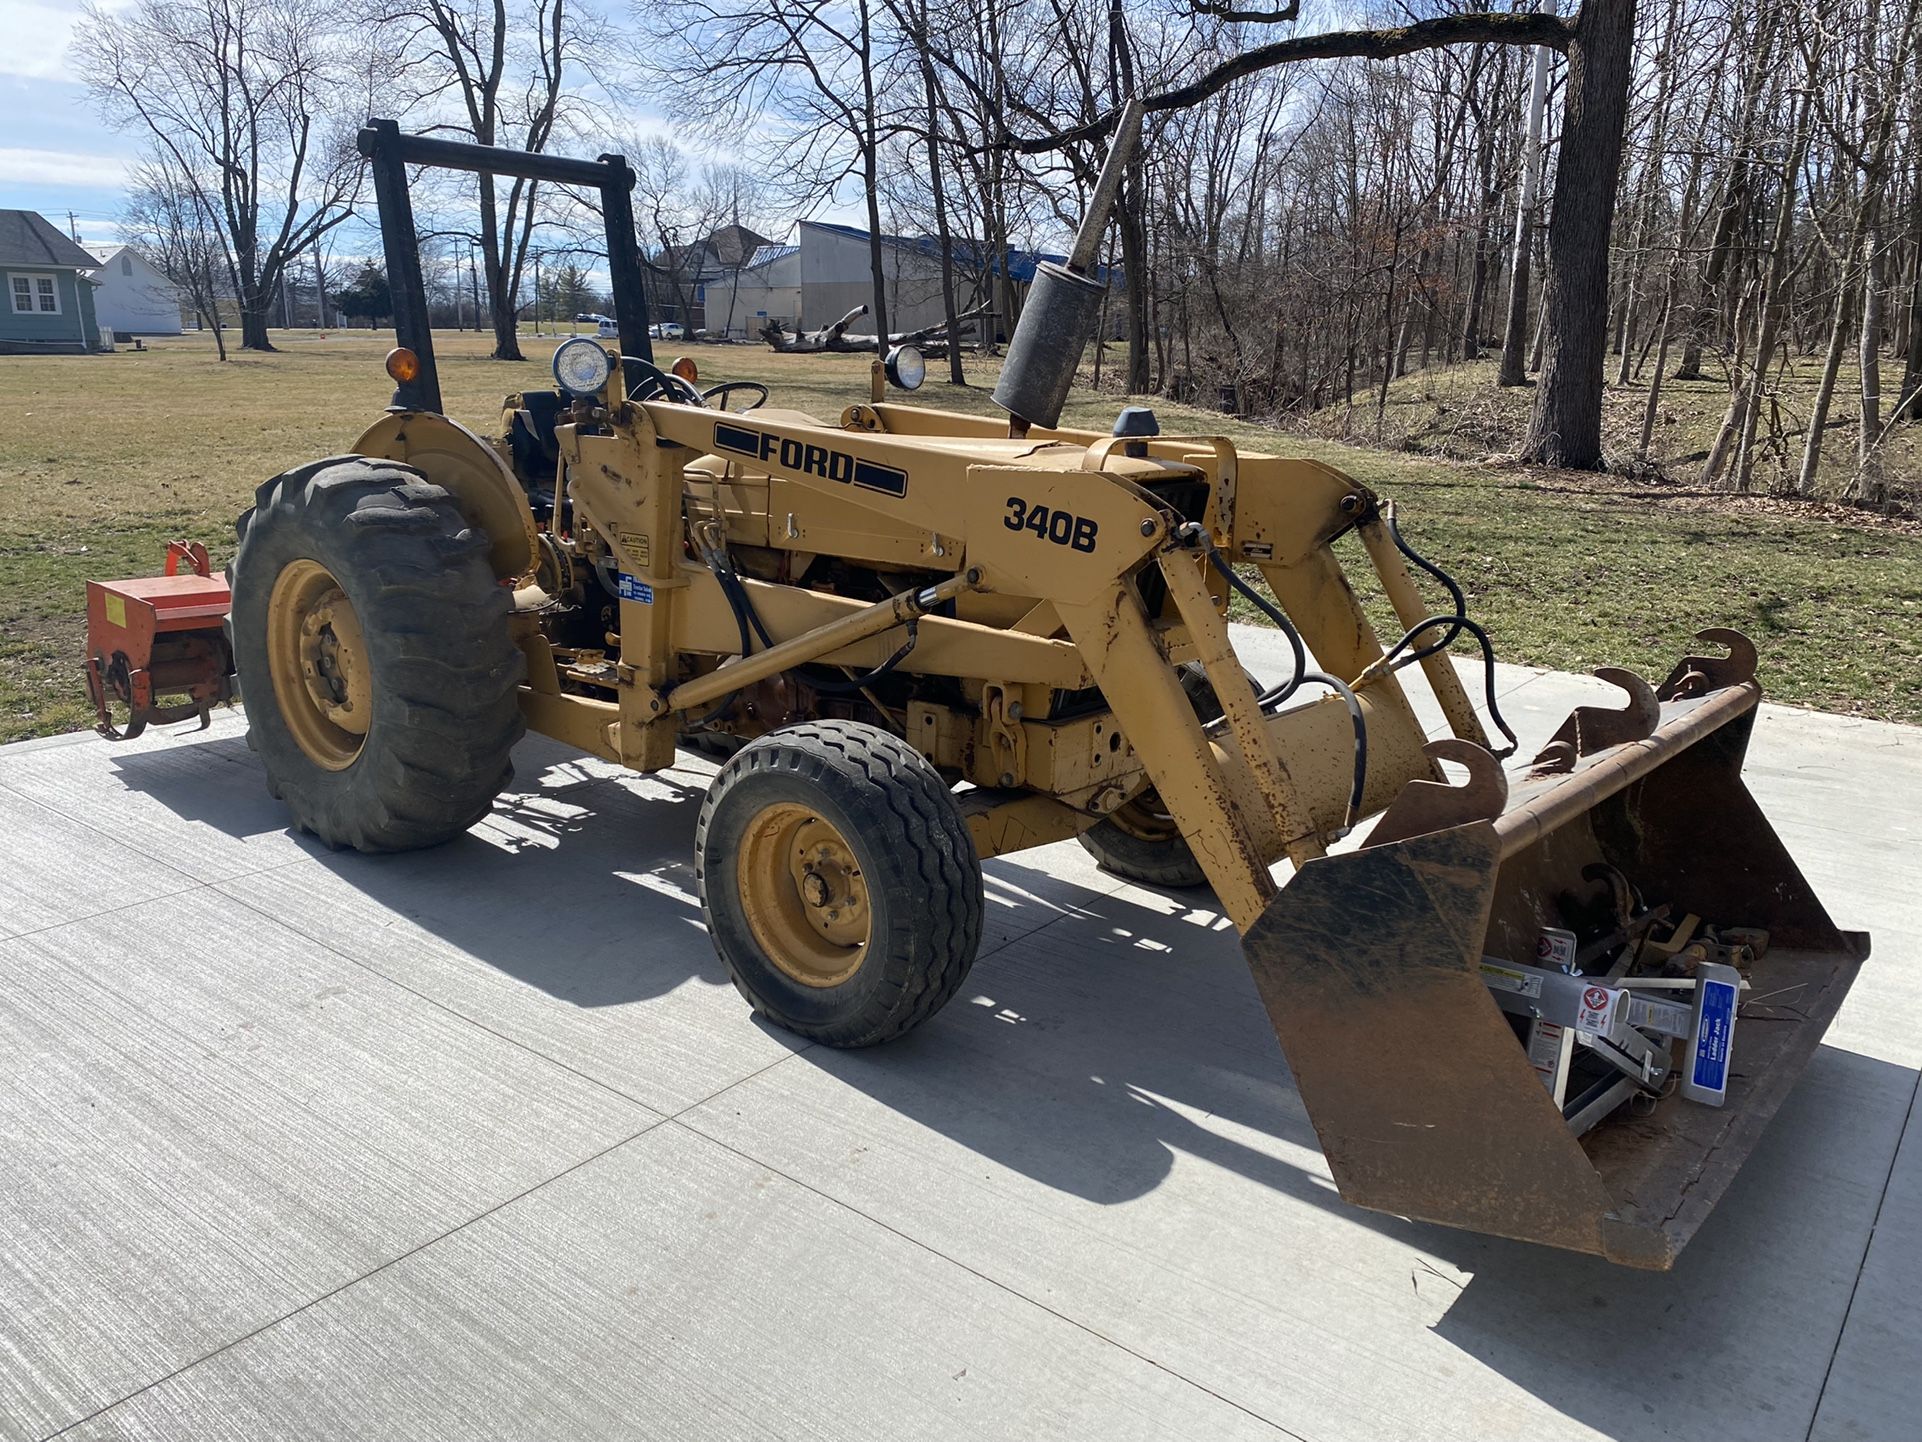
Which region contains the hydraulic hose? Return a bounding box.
[1201,539,1366,832]
[1381,613,1520,758]
[1381,502,1466,659]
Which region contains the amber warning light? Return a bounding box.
[385,347,421,384]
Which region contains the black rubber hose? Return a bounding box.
[801,621,920,694]
[715,557,917,696]
[1382,504,1466,657]
[1203,544,1305,708]
[1381,613,1520,758]
[1198,540,1365,833]
[682,562,757,730]
[1308,670,1368,835]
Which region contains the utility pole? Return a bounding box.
[68,211,80,242]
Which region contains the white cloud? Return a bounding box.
[0,0,136,82]
[0,145,130,188]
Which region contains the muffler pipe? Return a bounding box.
[992,99,1145,433]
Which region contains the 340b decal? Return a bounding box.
[1004,496,1098,553]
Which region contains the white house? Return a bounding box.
[85,245,183,337]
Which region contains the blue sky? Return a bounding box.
[0,0,874,258]
[0,1,142,248]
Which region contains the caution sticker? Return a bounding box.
[104,593,127,629]
[1576,983,1619,1035]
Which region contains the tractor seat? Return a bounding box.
[507,390,568,520]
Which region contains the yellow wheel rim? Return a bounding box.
[266,558,372,770]
[737,802,870,987]
[1105,787,1181,844]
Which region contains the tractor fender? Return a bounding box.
[353,412,538,583]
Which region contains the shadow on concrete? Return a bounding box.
[108,731,727,1009]
[103,727,1905,1442]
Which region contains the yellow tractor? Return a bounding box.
[86,111,1866,1269]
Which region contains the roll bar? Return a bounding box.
[356,119,656,413]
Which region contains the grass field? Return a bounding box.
[3,327,1919,742]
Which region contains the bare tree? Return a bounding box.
[1794,0,1922,496]
[367,0,619,360]
[74,0,364,351]
[665,0,903,347]
[122,158,234,360]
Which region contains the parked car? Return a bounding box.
[649,322,686,340]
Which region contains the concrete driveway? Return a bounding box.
[2,631,1915,1441]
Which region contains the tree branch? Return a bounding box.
[1002,11,1575,154]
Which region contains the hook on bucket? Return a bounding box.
[1366,739,1509,849]
[1658,628,1758,700]
[1532,667,1659,773]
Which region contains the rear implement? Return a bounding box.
[83,540,233,740]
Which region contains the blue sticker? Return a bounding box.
[1692,977,1737,1091]
[617,574,654,605]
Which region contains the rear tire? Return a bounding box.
[1077,662,1232,889]
[229,456,525,851]
[696,720,982,1047]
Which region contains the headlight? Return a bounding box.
[884,344,926,391]
[553,336,614,396]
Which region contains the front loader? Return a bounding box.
[83,109,1866,1269]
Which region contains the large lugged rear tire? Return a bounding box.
[1077,662,1229,889]
[696,720,983,1047]
[229,455,525,851]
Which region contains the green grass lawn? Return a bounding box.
[3,327,1918,742]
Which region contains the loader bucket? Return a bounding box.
[1242,648,1867,1268]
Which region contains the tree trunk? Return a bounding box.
[1702,84,1811,491]
[238,294,274,351]
[1895,133,1922,421]
[1674,13,1772,380]
[1498,37,1552,386]
[1799,0,1922,490]
[1521,0,1637,469]
[1860,241,1884,462]
[857,0,890,352]
[1637,113,1708,460]
[916,3,965,385]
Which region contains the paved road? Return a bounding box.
[2,631,1914,1441]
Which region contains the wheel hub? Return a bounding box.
[267,559,371,770]
[737,803,870,986]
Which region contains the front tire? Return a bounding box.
[696,720,983,1047]
[229,456,525,851]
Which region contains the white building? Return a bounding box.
[702,241,801,339]
[701,220,1109,344]
[85,246,183,337]
[793,221,967,339]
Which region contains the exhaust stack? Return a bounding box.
[993,99,1144,433]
